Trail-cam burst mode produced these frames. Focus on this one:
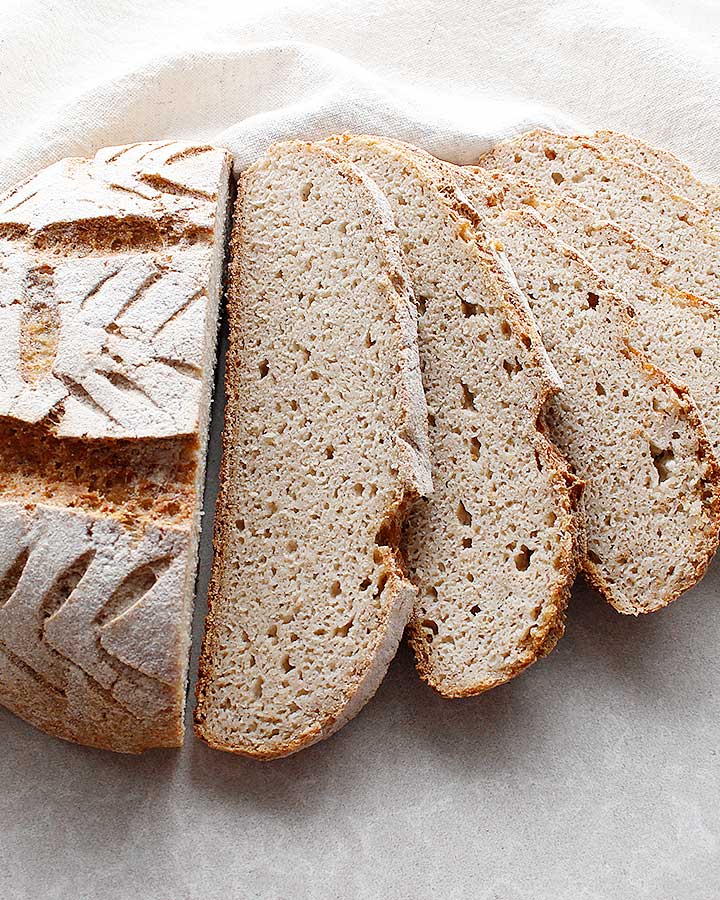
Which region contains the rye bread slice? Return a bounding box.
[194,141,431,757]
[590,130,720,216]
[477,130,720,305]
[0,142,231,752]
[495,179,720,461]
[325,134,582,696]
[452,164,720,614]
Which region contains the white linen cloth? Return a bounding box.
[1,0,719,193]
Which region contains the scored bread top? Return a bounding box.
[477,130,720,305]
[324,134,582,695]
[0,142,232,752]
[0,142,231,439]
[195,141,431,758]
[455,164,720,614]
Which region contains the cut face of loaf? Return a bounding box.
[454,166,720,614]
[590,130,720,215]
[194,141,431,758]
[0,142,230,439]
[497,182,720,461]
[0,142,231,752]
[477,130,720,305]
[324,134,581,696]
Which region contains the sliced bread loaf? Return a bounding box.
[477,130,720,304]
[496,181,720,460]
[590,130,720,215]
[451,165,720,614]
[324,134,582,696]
[194,141,432,757]
[0,142,231,752]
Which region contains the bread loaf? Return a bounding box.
[194,141,431,757]
[0,141,231,751]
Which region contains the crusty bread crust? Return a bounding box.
[194,141,432,758]
[0,142,232,752]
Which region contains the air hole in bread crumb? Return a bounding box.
[595,382,606,396]
[462,537,472,549]
[514,545,534,571]
[650,442,675,483]
[587,292,599,309]
[364,330,376,347]
[258,359,269,378]
[461,299,478,317]
[325,445,335,459]
[469,436,480,461]
[360,578,371,591]
[470,604,481,615]
[286,540,297,552]
[334,619,354,638]
[551,172,564,185]
[301,182,312,201]
[544,147,557,160]
[281,653,294,673]
[422,618,439,637]
[456,501,472,526]
[587,549,602,565]
[502,357,523,376]
[330,580,341,597]
[461,381,477,410]
[693,347,703,358]
[500,320,512,337]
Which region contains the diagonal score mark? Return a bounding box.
[151,287,204,338]
[2,189,39,216]
[95,556,174,628]
[56,372,121,426]
[80,266,122,309]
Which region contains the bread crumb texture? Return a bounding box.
[195,141,431,758]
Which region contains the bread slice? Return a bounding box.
[323,134,582,696]
[477,130,720,304]
[0,141,232,751]
[450,165,720,614]
[496,180,720,460]
[590,130,720,215]
[194,141,432,758]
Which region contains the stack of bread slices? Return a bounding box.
[1,130,718,758]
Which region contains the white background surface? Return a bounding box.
[2,1,720,898]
